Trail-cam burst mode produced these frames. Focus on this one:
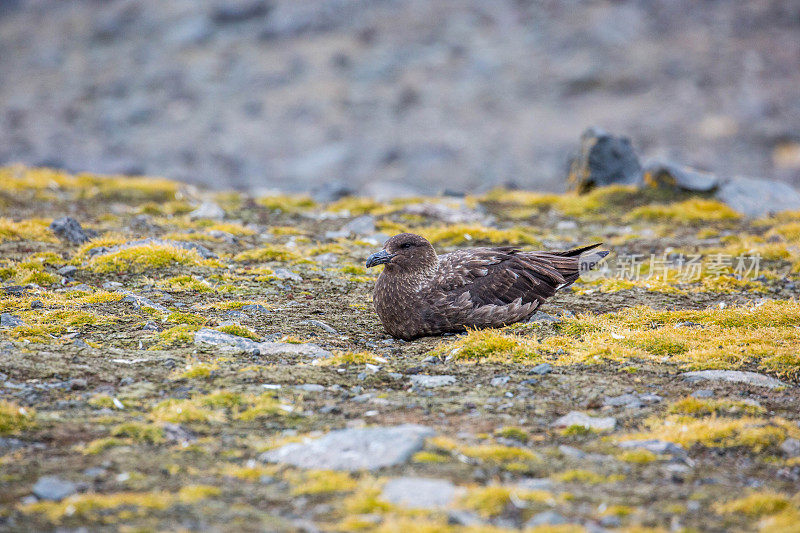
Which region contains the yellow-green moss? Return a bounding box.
[216,324,260,340]
[149,398,224,424]
[429,329,538,364]
[411,451,451,463]
[715,491,791,517]
[668,397,765,417]
[7,309,114,343]
[419,224,539,247]
[621,415,800,453]
[289,470,357,496]
[478,184,659,219]
[166,311,207,326]
[20,485,219,524]
[80,174,180,203]
[110,422,165,443]
[81,437,127,455]
[552,469,623,484]
[236,394,290,422]
[234,245,301,263]
[159,275,215,293]
[177,362,219,380]
[0,400,35,435]
[316,351,385,366]
[628,198,740,223]
[459,485,554,518]
[495,426,529,442]
[156,324,202,347]
[87,243,220,273]
[616,449,659,464]
[0,218,57,243]
[257,194,316,213]
[137,200,193,216]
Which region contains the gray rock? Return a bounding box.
[0,313,25,328]
[600,515,622,528]
[32,476,76,501]
[194,328,331,358]
[207,229,238,243]
[189,200,225,220]
[69,378,88,390]
[447,510,486,527]
[273,268,302,281]
[715,176,800,217]
[525,511,568,527]
[681,370,786,389]
[516,477,553,490]
[618,439,685,456]
[211,0,271,24]
[194,328,260,352]
[529,363,553,375]
[490,376,510,387]
[780,438,800,457]
[302,319,338,334]
[567,127,642,193]
[260,424,434,471]
[643,160,720,192]
[552,411,616,431]
[603,392,660,409]
[604,393,643,409]
[380,476,456,509]
[57,265,78,277]
[527,311,562,324]
[312,252,339,264]
[241,304,269,315]
[691,389,714,399]
[295,384,325,393]
[49,217,89,244]
[342,215,376,236]
[119,291,169,313]
[258,341,332,359]
[162,423,197,443]
[409,375,456,388]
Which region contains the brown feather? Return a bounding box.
[368,233,607,340]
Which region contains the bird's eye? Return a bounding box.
[401,242,412,249]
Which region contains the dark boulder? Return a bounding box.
[49,217,89,244]
[567,127,642,193]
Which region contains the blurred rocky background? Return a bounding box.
[1,0,799,197]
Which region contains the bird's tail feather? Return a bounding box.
[580,250,610,273]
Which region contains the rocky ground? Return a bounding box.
[1,165,800,532]
[1,1,800,194]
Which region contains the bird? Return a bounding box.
[365,233,608,340]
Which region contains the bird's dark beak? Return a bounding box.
[366,249,393,268]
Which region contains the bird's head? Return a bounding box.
[366,233,437,274]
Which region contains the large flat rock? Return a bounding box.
[681,370,786,389]
[715,176,800,217]
[259,424,434,471]
[380,476,457,509]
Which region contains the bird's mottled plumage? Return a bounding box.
[366,233,608,340]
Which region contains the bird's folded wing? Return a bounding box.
[431,248,569,308]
